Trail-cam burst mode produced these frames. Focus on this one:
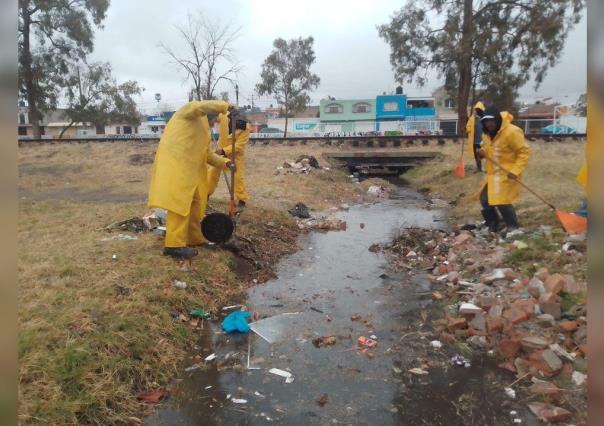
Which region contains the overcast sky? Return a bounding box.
[89,0,587,114]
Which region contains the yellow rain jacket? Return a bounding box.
[465,101,486,156]
[479,112,530,205]
[148,100,231,217]
[208,124,250,202]
[216,113,230,149]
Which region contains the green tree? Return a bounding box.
[60,62,142,138]
[378,0,584,130]
[256,37,320,137]
[18,0,110,138]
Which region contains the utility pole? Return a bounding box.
[248,93,255,111]
[235,84,239,107]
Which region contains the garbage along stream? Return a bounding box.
[147,187,536,425]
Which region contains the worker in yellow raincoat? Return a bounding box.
[476,106,530,233]
[465,101,486,172]
[207,114,250,209]
[148,100,236,259]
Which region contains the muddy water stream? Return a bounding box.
[148,187,534,425]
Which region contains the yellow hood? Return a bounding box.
[474,101,485,112]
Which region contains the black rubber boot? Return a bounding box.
[497,205,519,229]
[237,200,246,210]
[163,247,198,259]
[481,208,501,233]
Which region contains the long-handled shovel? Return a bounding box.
[483,154,587,235]
[201,112,238,243]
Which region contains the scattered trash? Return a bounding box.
[312,336,337,348]
[112,254,117,260]
[430,340,443,349]
[408,368,429,375]
[222,304,245,311]
[357,336,377,349]
[269,368,294,384]
[222,311,251,333]
[350,314,362,321]
[367,185,387,197]
[310,307,324,314]
[254,391,266,398]
[136,389,169,404]
[288,202,311,219]
[204,353,216,362]
[572,371,586,386]
[314,218,347,231]
[189,308,211,319]
[450,354,471,368]
[360,223,365,229]
[184,364,200,372]
[316,393,329,407]
[249,312,300,343]
[231,398,248,404]
[100,233,138,241]
[504,387,516,399]
[204,386,212,390]
[512,240,528,250]
[459,302,482,314]
[173,280,187,289]
[528,402,572,423]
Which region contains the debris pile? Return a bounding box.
[389,226,587,422]
[276,155,323,175]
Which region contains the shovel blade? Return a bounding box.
[555,209,587,235]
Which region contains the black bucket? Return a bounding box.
[201,212,235,243]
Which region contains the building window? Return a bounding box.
[151,126,159,133]
[383,101,399,112]
[18,126,27,135]
[325,103,343,113]
[116,126,121,134]
[444,98,456,108]
[96,124,105,134]
[123,126,132,134]
[19,113,26,125]
[353,103,371,113]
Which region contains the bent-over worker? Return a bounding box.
[148,100,236,259]
[465,101,486,172]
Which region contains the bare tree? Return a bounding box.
[160,12,242,101]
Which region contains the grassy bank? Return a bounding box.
[17,141,382,424]
[404,139,586,227]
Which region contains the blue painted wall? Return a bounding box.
[375,95,435,120]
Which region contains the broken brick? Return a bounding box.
[499,339,521,359]
[440,331,456,345]
[563,274,586,294]
[544,273,565,295]
[469,313,486,332]
[511,297,537,315]
[521,336,550,351]
[529,380,560,396]
[447,317,467,332]
[559,320,578,332]
[527,277,545,298]
[529,349,563,374]
[539,302,561,320]
[488,304,503,318]
[528,402,572,423]
[539,292,558,305]
[503,308,529,325]
[486,316,503,333]
[477,295,496,309]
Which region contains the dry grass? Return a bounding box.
[403,139,586,227]
[17,140,388,424]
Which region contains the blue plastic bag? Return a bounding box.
[222,311,251,333]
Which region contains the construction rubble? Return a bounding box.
[275,155,326,175]
[386,225,587,423]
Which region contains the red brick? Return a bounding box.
[440,331,456,344]
[511,298,537,315]
[486,317,503,333]
[503,308,529,325]
[499,339,521,359]
[447,317,467,332]
[478,295,496,309]
[468,328,489,337]
[559,320,578,332]
[544,273,565,295]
